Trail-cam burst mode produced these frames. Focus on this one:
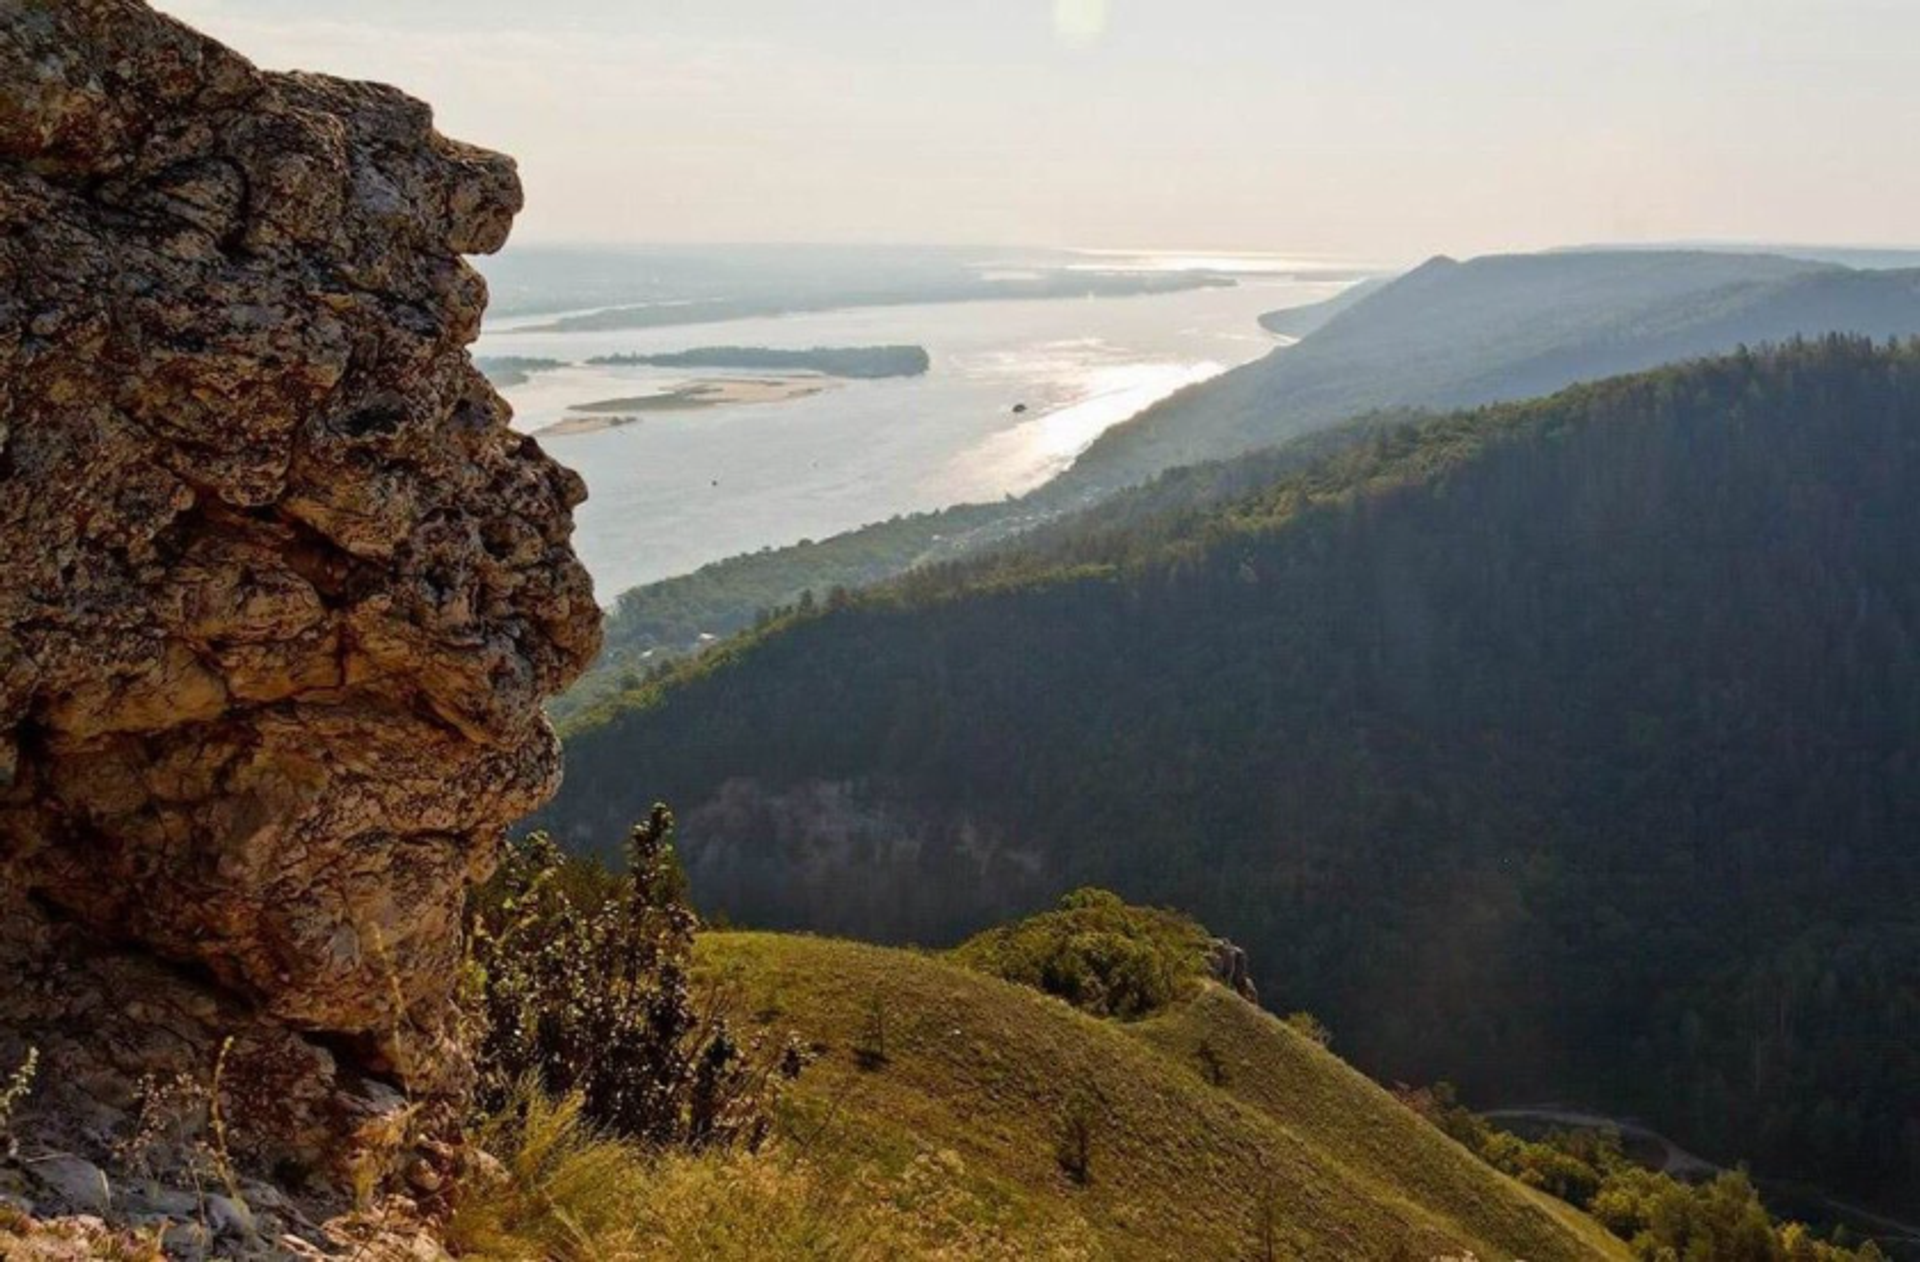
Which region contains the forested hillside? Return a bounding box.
[552,501,1021,720]
[547,339,1920,1211]
[564,250,1920,710]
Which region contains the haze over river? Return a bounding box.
[479,265,1355,599]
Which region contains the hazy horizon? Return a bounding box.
[153,0,1920,261]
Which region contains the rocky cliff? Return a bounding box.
[0,0,599,1244]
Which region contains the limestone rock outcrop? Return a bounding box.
[0,0,599,1223]
[1206,938,1258,1005]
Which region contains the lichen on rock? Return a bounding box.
[0,0,600,1234]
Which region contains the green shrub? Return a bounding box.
[951,888,1212,1020]
[464,806,797,1151]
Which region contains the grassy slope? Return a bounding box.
[698,932,1623,1261]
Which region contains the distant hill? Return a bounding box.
[1256,275,1392,337]
[1051,250,1920,497]
[546,339,1920,1213]
[1548,242,1920,272]
[694,931,1624,1260]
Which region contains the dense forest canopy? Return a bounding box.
[545,338,1920,1211]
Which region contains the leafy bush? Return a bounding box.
[951,888,1213,1020]
[464,806,797,1151]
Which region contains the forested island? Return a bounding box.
[473,354,567,386]
[587,344,930,378]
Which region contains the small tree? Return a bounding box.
[466,806,795,1152]
[854,991,890,1071]
[1247,1171,1283,1262]
[1056,1086,1104,1185]
[1196,1038,1229,1087]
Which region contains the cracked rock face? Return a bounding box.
[0,0,599,1204]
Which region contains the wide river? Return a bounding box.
[478,273,1351,600]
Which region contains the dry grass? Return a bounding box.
[0,1210,165,1262]
[449,931,1624,1260]
[699,932,1627,1261]
[448,1083,1093,1261]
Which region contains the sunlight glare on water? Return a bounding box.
[958,359,1225,488]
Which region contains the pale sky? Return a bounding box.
[154,0,1920,260]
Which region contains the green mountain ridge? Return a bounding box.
[1049,251,1920,497]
